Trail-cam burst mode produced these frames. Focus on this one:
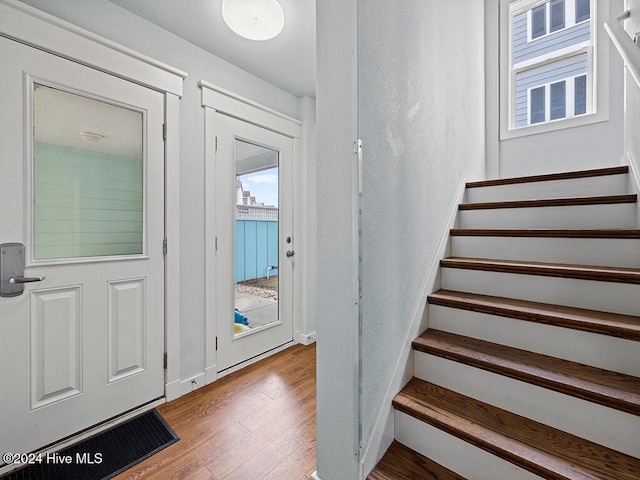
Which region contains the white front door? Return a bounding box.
[215,114,294,372]
[0,37,165,456]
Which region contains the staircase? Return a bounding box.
[369,166,640,480]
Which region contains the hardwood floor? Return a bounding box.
[114,343,317,480]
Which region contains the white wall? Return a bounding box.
[624,0,640,194]
[357,0,486,473]
[17,0,314,381]
[486,0,625,178]
[315,0,360,478]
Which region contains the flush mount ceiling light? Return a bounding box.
[221,0,284,41]
[79,131,104,143]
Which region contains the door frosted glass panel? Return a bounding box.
[33,85,144,260]
[234,140,279,335]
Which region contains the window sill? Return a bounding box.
[500,109,609,140]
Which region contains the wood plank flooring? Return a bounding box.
[113,343,316,480]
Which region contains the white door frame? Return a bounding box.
[0,0,186,402]
[200,80,302,383]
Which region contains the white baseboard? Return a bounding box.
[180,372,206,396]
[205,364,218,385]
[216,340,296,379]
[358,174,467,477]
[311,471,322,480]
[165,379,182,402]
[295,330,317,345]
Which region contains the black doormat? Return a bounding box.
[2,410,179,480]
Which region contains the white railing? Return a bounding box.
[236,205,278,221]
[605,10,640,88]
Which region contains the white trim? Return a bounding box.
[216,341,296,379]
[200,81,301,138]
[295,330,317,345]
[164,93,182,402]
[621,152,640,228]
[205,107,218,379]
[311,471,322,480]
[202,82,303,380]
[513,42,590,71]
[0,0,186,96]
[180,373,206,396]
[359,175,467,478]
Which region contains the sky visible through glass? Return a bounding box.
[238,167,279,208]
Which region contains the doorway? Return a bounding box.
[214,114,295,372]
[0,36,167,456]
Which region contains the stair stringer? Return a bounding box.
[623,151,640,227]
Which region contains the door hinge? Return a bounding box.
[162,123,167,140]
[356,138,363,194]
[163,352,167,369]
[163,238,168,255]
[215,136,218,153]
[216,336,218,351]
[215,236,218,252]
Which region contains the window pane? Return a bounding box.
[33,85,144,260]
[531,86,546,124]
[515,54,587,127]
[576,0,590,22]
[234,140,280,335]
[575,74,587,115]
[550,0,565,32]
[532,4,547,39]
[550,81,566,120]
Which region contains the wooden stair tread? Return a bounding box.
[459,194,637,211]
[440,256,640,284]
[394,378,640,480]
[450,228,640,238]
[367,440,466,480]
[428,289,640,341]
[413,330,640,415]
[466,166,629,189]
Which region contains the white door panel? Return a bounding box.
[0,37,165,455]
[215,114,294,372]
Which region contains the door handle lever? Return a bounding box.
[9,276,45,284]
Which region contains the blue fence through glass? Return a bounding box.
[235,219,278,283]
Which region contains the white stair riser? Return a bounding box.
[466,174,629,203]
[428,305,640,377]
[451,236,640,268]
[459,203,636,229]
[440,267,640,316]
[414,353,640,458]
[395,411,542,480]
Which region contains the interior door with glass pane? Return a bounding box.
[215,114,294,372]
[0,37,165,456]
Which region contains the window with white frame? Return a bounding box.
[500,0,607,138]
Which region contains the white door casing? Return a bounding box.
[215,114,295,372]
[202,81,303,380]
[0,37,165,455]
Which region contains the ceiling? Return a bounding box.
[107,0,316,98]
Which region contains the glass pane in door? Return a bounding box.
[33,84,144,260]
[234,140,279,336]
